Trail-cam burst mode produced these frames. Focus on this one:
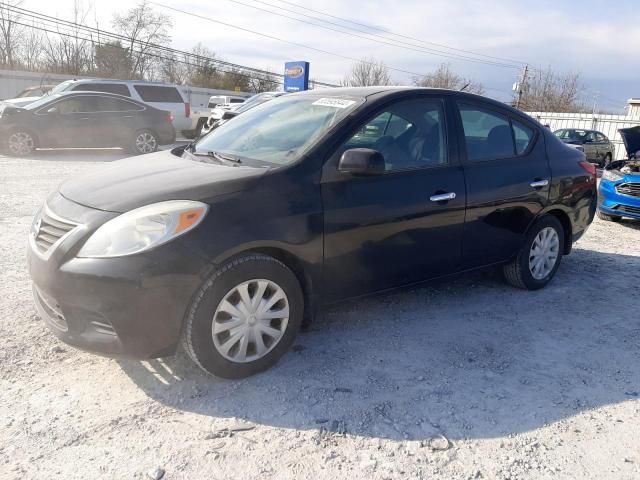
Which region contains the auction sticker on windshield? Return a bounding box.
[312,98,357,109]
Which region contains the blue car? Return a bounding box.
[598,126,640,221]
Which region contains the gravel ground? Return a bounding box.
[1,150,639,480]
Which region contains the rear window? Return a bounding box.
[134,85,183,103]
[72,83,131,97]
[229,98,244,103]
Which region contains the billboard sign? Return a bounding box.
[284,61,309,92]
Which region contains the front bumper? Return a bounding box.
[28,193,210,359]
[598,179,640,219]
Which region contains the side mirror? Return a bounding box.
[46,107,58,115]
[338,148,385,176]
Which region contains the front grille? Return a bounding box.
[614,205,640,215]
[616,182,640,198]
[34,207,78,253]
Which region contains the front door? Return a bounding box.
[42,96,98,147]
[455,101,551,267]
[321,96,466,301]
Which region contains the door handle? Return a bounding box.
[429,192,456,202]
[530,179,549,188]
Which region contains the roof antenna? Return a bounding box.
[459,82,470,92]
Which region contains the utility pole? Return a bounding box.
[515,64,529,110]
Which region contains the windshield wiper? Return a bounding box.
[192,150,242,165]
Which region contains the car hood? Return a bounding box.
[59,149,269,212]
[619,126,640,156]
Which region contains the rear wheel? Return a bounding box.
[503,215,564,290]
[597,210,621,222]
[182,254,303,378]
[5,130,36,156]
[130,130,158,155]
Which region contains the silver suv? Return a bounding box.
[554,128,614,166]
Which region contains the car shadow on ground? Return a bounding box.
[117,248,640,441]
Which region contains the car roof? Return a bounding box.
[52,90,146,105]
[63,78,181,88]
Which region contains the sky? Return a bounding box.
[22,0,640,112]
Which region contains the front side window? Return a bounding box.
[72,83,131,97]
[459,104,515,161]
[334,98,447,171]
[194,95,362,165]
[55,97,97,114]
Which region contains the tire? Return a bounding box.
[503,215,565,290]
[129,129,158,155]
[4,129,36,156]
[597,210,621,222]
[182,254,304,379]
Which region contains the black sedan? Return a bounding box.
[1,91,176,156]
[28,87,596,378]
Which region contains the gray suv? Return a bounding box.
[554,128,614,166]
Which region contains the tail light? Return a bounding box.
[184,103,190,118]
[166,112,174,123]
[579,161,597,178]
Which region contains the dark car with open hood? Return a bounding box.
[28,87,597,378]
[1,91,175,156]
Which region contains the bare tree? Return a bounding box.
[515,67,586,112]
[112,1,172,79]
[413,63,484,95]
[341,58,393,87]
[43,0,93,75]
[0,0,23,68]
[19,27,43,70]
[247,68,280,93]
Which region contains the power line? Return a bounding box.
[222,0,522,69]
[1,3,338,88]
[148,1,454,79]
[267,0,530,66]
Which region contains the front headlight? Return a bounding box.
[78,200,208,258]
[601,169,623,182]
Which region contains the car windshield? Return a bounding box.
[194,95,362,165]
[49,80,74,95]
[23,93,63,110]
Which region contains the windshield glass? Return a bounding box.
[49,80,74,95]
[24,93,62,110]
[194,95,362,165]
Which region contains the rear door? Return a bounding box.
[321,95,466,301]
[455,101,550,267]
[92,96,146,147]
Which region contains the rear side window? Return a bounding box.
[95,97,144,112]
[229,98,244,104]
[459,104,515,161]
[512,120,534,154]
[134,85,183,103]
[72,83,131,97]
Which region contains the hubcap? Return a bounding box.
[529,227,560,280]
[8,132,35,155]
[212,279,289,363]
[135,132,157,153]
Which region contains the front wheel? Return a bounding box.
[130,130,158,155]
[182,254,303,378]
[5,130,36,156]
[503,215,564,290]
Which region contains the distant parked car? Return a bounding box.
[0,91,175,156]
[15,84,56,98]
[598,126,640,222]
[207,95,246,109]
[201,91,287,136]
[41,79,192,134]
[553,128,614,166]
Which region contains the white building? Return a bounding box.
[626,98,640,117]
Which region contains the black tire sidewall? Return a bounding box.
[186,256,303,379]
[517,216,565,290]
